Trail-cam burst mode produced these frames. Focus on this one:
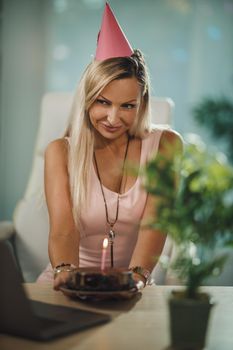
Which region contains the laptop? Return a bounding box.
[0,240,111,341]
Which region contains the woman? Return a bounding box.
[38,4,182,290]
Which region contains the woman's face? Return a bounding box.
[89,77,141,141]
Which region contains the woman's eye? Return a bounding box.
[96,99,109,105]
[122,104,136,110]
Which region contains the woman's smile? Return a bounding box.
[100,122,123,133]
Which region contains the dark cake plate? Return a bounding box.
[60,286,139,301]
[59,267,139,300]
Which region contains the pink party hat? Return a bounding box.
[95,2,133,61]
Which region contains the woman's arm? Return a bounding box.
[129,129,183,287]
[44,138,79,289]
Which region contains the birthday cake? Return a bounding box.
[66,267,135,292]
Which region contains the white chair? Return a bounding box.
[0,93,174,282]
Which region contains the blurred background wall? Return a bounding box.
[0,0,233,220]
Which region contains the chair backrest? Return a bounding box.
[13,92,174,281]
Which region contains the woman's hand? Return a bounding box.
[132,272,146,291]
[53,270,75,290]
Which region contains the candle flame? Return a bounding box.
[103,238,108,249]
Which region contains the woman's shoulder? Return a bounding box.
[143,126,183,156]
[151,126,183,158]
[146,125,182,143]
[45,138,69,162]
[160,129,183,153]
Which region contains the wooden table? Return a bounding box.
[0,284,233,350]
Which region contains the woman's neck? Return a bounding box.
[94,131,130,153]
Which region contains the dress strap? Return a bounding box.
[141,129,164,164]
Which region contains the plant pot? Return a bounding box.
[168,290,214,349]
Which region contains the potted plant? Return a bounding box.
[193,96,233,163]
[141,133,233,349]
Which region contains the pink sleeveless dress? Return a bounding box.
[37,129,163,282]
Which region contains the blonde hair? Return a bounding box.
[67,50,151,228]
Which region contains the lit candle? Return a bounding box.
[101,238,108,270]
